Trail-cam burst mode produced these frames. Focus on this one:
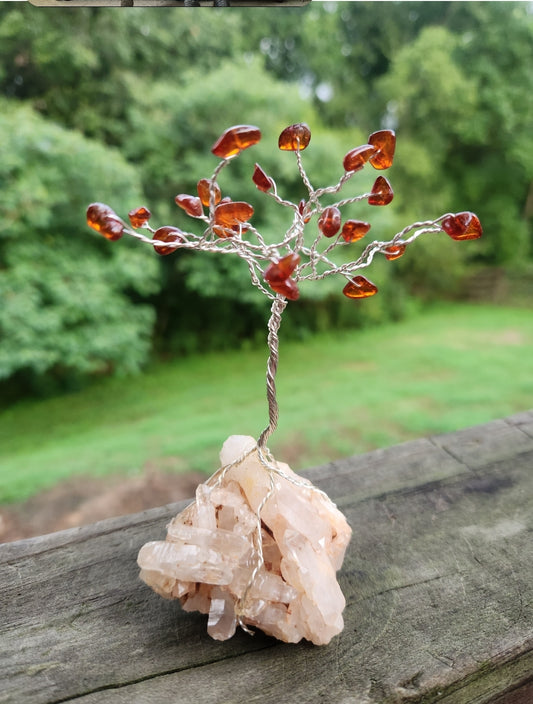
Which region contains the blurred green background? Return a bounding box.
[0,2,532,505]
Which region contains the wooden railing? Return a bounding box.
[1,411,532,704]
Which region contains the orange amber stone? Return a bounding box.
[175,194,204,218]
[252,163,274,192]
[342,144,376,172]
[152,226,183,256]
[128,206,151,229]
[211,125,261,159]
[368,130,396,170]
[264,253,301,284]
[197,179,222,207]
[214,201,254,227]
[341,220,371,243]
[270,277,300,301]
[383,243,406,260]
[213,201,254,237]
[342,276,378,299]
[441,212,482,241]
[368,176,394,206]
[318,206,342,238]
[298,199,311,223]
[86,203,124,241]
[278,123,311,151]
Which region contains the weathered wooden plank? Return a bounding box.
[1,415,532,704]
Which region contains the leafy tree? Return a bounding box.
[0,6,246,144]
[0,101,159,394]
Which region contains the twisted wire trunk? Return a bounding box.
[257,296,287,450]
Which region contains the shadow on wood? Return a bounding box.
[1,412,532,703]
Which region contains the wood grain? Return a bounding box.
[1,412,532,704]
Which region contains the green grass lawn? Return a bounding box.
[1,303,532,504]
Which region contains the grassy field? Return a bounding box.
[1,303,532,504]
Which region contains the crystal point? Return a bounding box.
[137,436,351,645]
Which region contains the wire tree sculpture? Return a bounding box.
[87,123,482,643]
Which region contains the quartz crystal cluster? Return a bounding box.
[137,435,352,645]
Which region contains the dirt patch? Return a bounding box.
[0,469,206,544]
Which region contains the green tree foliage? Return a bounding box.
[0,7,246,145]
[0,101,159,394]
[247,2,532,265]
[0,3,531,394]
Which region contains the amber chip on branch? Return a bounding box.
[175,194,204,218]
[252,163,274,192]
[383,243,406,260]
[278,123,311,151]
[368,176,394,206]
[441,212,482,241]
[211,125,261,159]
[213,201,254,237]
[298,199,312,223]
[264,253,301,284]
[342,144,376,173]
[152,226,183,256]
[342,276,378,299]
[341,220,371,243]
[197,179,222,208]
[86,203,124,241]
[270,277,300,301]
[318,206,342,238]
[128,206,151,229]
[368,130,396,170]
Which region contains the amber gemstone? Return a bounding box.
[368,130,396,170]
[128,206,151,229]
[214,201,254,226]
[86,203,124,241]
[368,176,394,206]
[252,163,274,192]
[264,253,301,284]
[342,276,378,299]
[278,123,311,151]
[298,199,311,223]
[383,243,406,260]
[441,212,482,241]
[270,277,300,301]
[211,125,261,159]
[175,194,204,218]
[342,144,376,173]
[152,226,183,256]
[197,179,222,207]
[213,201,254,237]
[318,206,342,238]
[341,220,371,243]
